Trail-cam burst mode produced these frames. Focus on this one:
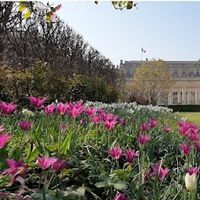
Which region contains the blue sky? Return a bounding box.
[55,1,200,65]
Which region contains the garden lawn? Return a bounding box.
[179,112,200,126]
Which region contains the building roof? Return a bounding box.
[120,60,200,68]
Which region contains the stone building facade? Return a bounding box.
[120,60,200,105]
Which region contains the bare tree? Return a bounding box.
[127,60,173,105]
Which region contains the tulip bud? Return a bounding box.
[185,173,197,192]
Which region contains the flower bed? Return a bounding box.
[0,97,199,199]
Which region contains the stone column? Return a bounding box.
[178,91,181,104]
[168,92,172,105]
[187,91,190,104]
[184,91,187,104]
[181,90,184,104]
[195,89,198,104]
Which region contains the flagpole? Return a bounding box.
[141,48,146,61]
[141,48,143,61]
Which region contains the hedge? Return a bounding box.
[167,105,200,112]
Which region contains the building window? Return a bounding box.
[196,69,200,77]
[181,71,187,77]
[172,92,178,104]
[173,71,178,77]
[126,70,131,77]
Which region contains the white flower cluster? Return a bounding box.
[85,101,173,114]
[22,108,34,117]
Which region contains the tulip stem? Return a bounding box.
[191,190,196,200]
[58,128,61,154]
[43,171,48,200]
[153,180,159,200]
[139,146,145,185]
[47,172,56,190]
[116,160,119,169]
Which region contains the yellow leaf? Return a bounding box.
[18,3,26,12]
[45,14,52,23]
[24,11,31,19]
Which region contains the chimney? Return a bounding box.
[120,59,123,65]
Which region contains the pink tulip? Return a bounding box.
[3,159,27,184]
[137,134,150,145]
[157,166,169,181]
[179,121,190,136]
[97,108,107,118]
[125,149,139,163]
[178,121,199,141]
[180,143,191,156]
[146,162,169,181]
[91,115,101,124]
[59,122,68,132]
[52,159,67,171]
[148,118,158,129]
[0,133,11,149]
[187,128,199,142]
[0,101,17,115]
[28,96,47,109]
[18,121,33,131]
[57,102,67,115]
[103,114,118,130]
[187,167,199,175]
[37,157,58,170]
[163,126,171,133]
[44,104,56,115]
[140,122,150,132]
[108,147,122,160]
[66,101,84,119]
[85,107,96,117]
[3,159,26,175]
[113,192,127,200]
[194,143,200,153]
[117,118,126,127]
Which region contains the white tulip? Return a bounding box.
[185,173,197,192]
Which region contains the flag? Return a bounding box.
[141,48,146,53]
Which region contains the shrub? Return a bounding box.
[168,105,200,112]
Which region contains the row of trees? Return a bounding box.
[1,2,173,105]
[0,2,124,103]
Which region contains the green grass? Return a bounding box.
[178,112,200,126]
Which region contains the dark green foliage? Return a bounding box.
[168,105,200,112]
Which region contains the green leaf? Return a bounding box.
[110,180,128,190]
[59,168,73,178]
[0,149,8,169]
[63,186,86,197]
[95,180,109,188]
[46,143,59,151]
[61,131,73,155]
[26,147,40,164]
[73,187,85,196]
